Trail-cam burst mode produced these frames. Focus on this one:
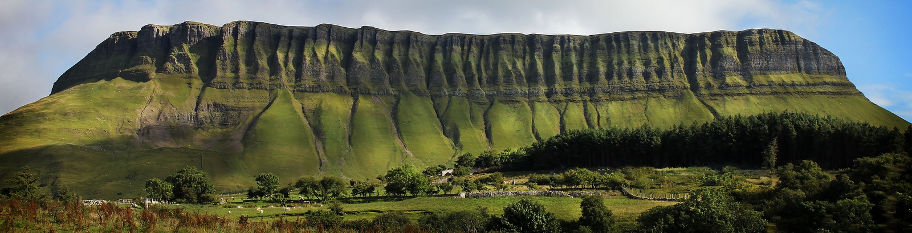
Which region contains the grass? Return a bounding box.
[438,97,490,154]
[242,89,321,182]
[561,102,589,131]
[396,94,456,167]
[531,101,561,140]
[177,195,675,225]
[0,77,906,198]
[349,95,408,177]
[704,94,908,129]
[487,99,536,151]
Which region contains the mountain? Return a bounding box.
[0,21,906,197]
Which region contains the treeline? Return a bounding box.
[490,112,912,170]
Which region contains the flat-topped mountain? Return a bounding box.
[0,21,906,197]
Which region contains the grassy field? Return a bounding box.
[177,194,675,225]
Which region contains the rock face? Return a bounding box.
[0,21,905,197]
[54,21,855,97]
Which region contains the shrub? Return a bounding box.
[578,195,614,232]
[500,199,560,233]
[372,211,411,231]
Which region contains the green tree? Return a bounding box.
[144,178,173,201]
[317,176,347,201]
[578,195,614,233]
[2,167,44,200]
[384,165,430,196]
[351,179,378,197]
[254,172,280,198]
[165,166,215,203]
[762,138,778,169]
[501,199,560,233]
[456,153,477,168]
[51,184,76,202]
[637,188,766,233]
[295,176,320,198]
[423,165,447,177]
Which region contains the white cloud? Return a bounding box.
[0,0,829,115]
[859,84,912,121]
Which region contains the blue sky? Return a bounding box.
[0,0,910,121]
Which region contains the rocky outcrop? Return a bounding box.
[52,21,856,98]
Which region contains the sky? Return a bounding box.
[0,0,910,121]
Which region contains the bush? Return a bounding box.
[578,195,614,232]
[384,165,430,196]
[372,211,411,231]
[637,188,766,233]
[328,201,343,215]
[500,199,560,233]
[420,209,490,233]
[304,210,342,228]
[528,174,554,186]
[453,166,474,176]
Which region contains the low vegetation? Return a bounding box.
[1,113,911,232]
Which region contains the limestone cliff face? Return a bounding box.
[52,21,855,97]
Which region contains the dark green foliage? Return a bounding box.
[419,209,490,233]
[304,210,343,228]
[895,193,912,232]
[846,153,912,231]
[475,151,503,168]
[294,176,320,198]
[453,166,474,176]
[51,184,76,202]
[637,188,766,233]
[317,176,347,201]
[578,195,614,233]
[254,172,279,198]
[762,138,778,169]
[423,165,447,177]
[904,125,912,153]
[384,165,430,196]
[527,174,557,186]
[456,153,477,168]
[437,182,455,194]
[144,178,173,200]
[350,179,378,197]
[164,166,215,203]
[328,200,344,215]
[454,177,482,192]
[1,167,44,200]
[512,113,904,170]
[480,173,504,185]
[372,211,411,231]
[499,199,560,233]
[766,160,875,232]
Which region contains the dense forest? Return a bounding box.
[498,112,911,170]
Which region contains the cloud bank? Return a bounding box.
[0,0,874,117]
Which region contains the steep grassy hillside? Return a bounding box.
[0,21,907,197]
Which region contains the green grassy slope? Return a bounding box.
[703,94,908,129]
[0,79,907,198]
[396,94,456,166]
[348,95,408,178]
[487,99,536,151]
[242,89,321,183]
[531,101,561,140]
[438,97,490,154]
[296,93,354,176]
[0,78,150,152]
